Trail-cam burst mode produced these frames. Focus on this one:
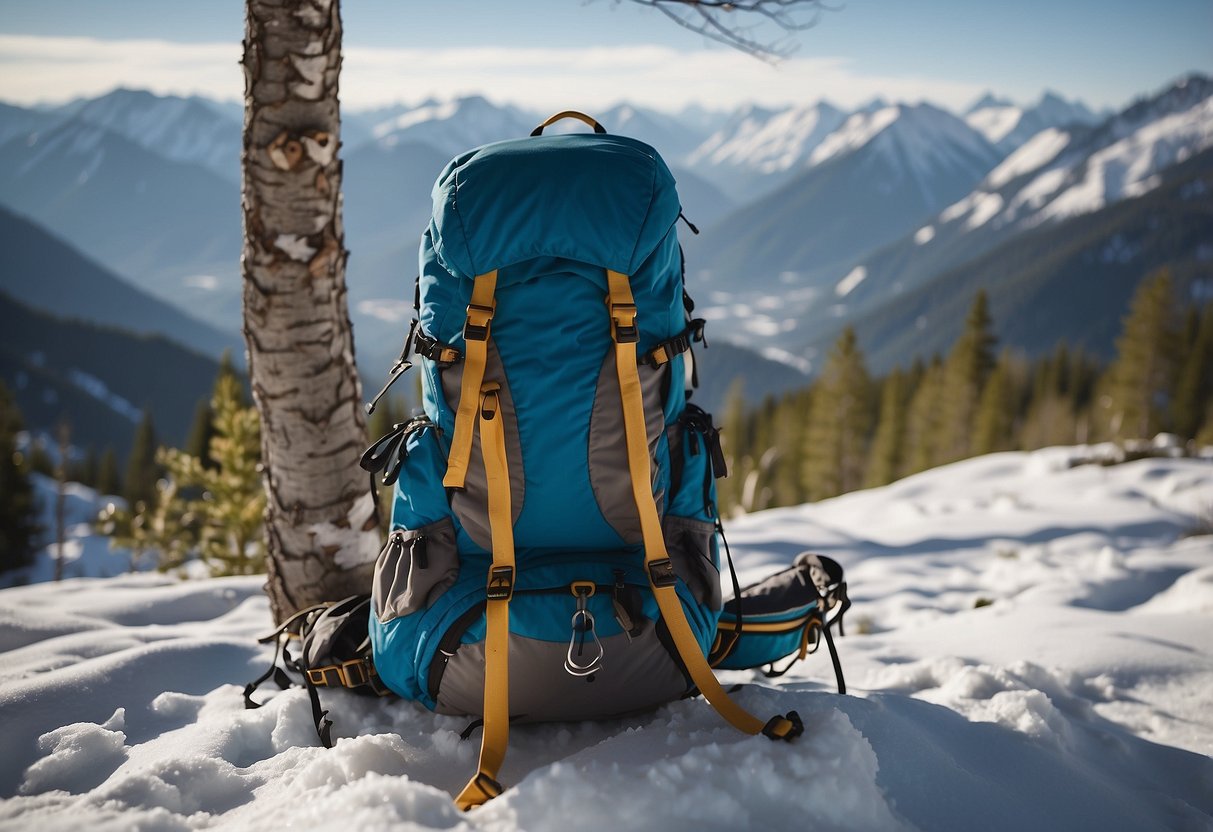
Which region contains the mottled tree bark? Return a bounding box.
[241,0,378,623]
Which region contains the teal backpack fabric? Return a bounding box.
[368,127,718,718]
[359,118,846,804]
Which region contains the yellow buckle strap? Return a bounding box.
[456,383,517,810]
[444,270,498,489]
[306,658,371,689]
[606,269,780,739]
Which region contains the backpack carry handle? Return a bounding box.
[530,111,606,136]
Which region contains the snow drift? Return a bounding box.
[1,446,1211,830]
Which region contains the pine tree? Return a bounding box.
[864,369,907,488]
[938,291,997,463]
[742,394,779,512]
[28,441,54,477]
[1196,400,1213,447]
[74,447,99,490]
[96,447,121,497]
[803,327,873,501]
[0,382,40,574]
[1101,269,1181,440]
[184,398,215,469]
[99,471,198,574]
[973,351,1021,455]
[903,357,945,475]
[770,389,809,507]
[1020,346,1082,450]
[162,372,266,575]
[123,409,161,510]
[1172,302,1213,440]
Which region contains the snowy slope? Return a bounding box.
[946,77,1213,232]
[965,91,1100,153]
[687,101,847,175]
[1,447,1210,830]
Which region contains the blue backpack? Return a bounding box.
[359,112,849,808]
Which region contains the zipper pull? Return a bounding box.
[411,534,428,570]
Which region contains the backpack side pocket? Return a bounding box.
[373,518,460,624]
[663,514,722,611]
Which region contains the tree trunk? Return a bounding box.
[241,0,378,623]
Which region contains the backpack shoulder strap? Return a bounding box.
[444,269,498,488]
[455,382,518,810]
[606,269,803,742]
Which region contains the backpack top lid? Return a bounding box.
[428,132,682,285]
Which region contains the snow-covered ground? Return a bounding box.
[1,446,1211,831]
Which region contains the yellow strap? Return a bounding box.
[606,270,777,738]
[444,270,498,489]
[717,615,815,635]
[455,383,516,811]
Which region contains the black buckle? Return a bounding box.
[648,558,677,588]
[463,303,494,342]
[415,332,462,367]
[610,302,639,343]
[762,710,804,741]
[308,667,342,687]
[486,565,514,601]
[340,659,369,687]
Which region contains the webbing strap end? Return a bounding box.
[761,710,804,741]
[456,772,504,811]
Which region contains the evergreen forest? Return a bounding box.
[715,270,1213,515]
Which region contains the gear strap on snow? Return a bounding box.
[455,383,517,811]
[606,269,803,742]
[444,270,498,489]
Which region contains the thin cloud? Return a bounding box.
[0,34,986,112]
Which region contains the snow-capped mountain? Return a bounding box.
[681,103,787,199]
[690,102,1002,295]
[672,102,733,137]
[965,90,1100,153]
[936,74,1213,242]
[594,102,714,162]
[0,77,1202,395]
[790,74,1213,373]
[367,95,535,155]
[61,88,243,182]
[0,115,241,330]
[688,101,847,175]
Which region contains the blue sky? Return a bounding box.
[1,0,1209,112]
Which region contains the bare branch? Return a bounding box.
[624,0,831,61]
